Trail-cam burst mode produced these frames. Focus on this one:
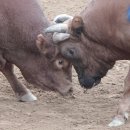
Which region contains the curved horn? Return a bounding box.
[53,14,73,23]
[53,32,70,43]
[45,24,68,33]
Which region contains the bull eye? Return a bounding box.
[59,60,63,65]
[69,49,74,56]
[67,48,75,58]
[55,59,64,69]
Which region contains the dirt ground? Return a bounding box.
[0,0,130,130]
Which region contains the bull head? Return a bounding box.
[44,15,113,89]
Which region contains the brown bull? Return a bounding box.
[0,0,73,102]
[45,0,130,127]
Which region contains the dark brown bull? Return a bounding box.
[0,0,72,102]
[45,0,130,127]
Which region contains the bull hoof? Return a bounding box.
[108,112,128,127]
[108,117,125,127]
[17,91,37,102]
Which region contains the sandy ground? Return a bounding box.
[0,0,130,130]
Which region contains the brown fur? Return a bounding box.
[58,0,130,125]
[0,0,72,98]
[60,0,130,87]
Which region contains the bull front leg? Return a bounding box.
[109,66,130,127]
[0,57,37,102]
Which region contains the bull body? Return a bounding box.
[64,0,130,127]
[46,0,130,127]
[0,0,72,102]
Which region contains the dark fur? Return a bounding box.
[59,0,130,88]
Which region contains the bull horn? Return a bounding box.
[53,32,70,43]
[53,14,73,23]
[45,23,69,33]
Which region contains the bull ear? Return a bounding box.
[36,34,46,52]
[70,16,84,37]
[36,34,58,59]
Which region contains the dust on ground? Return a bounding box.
[0,0,130,130]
